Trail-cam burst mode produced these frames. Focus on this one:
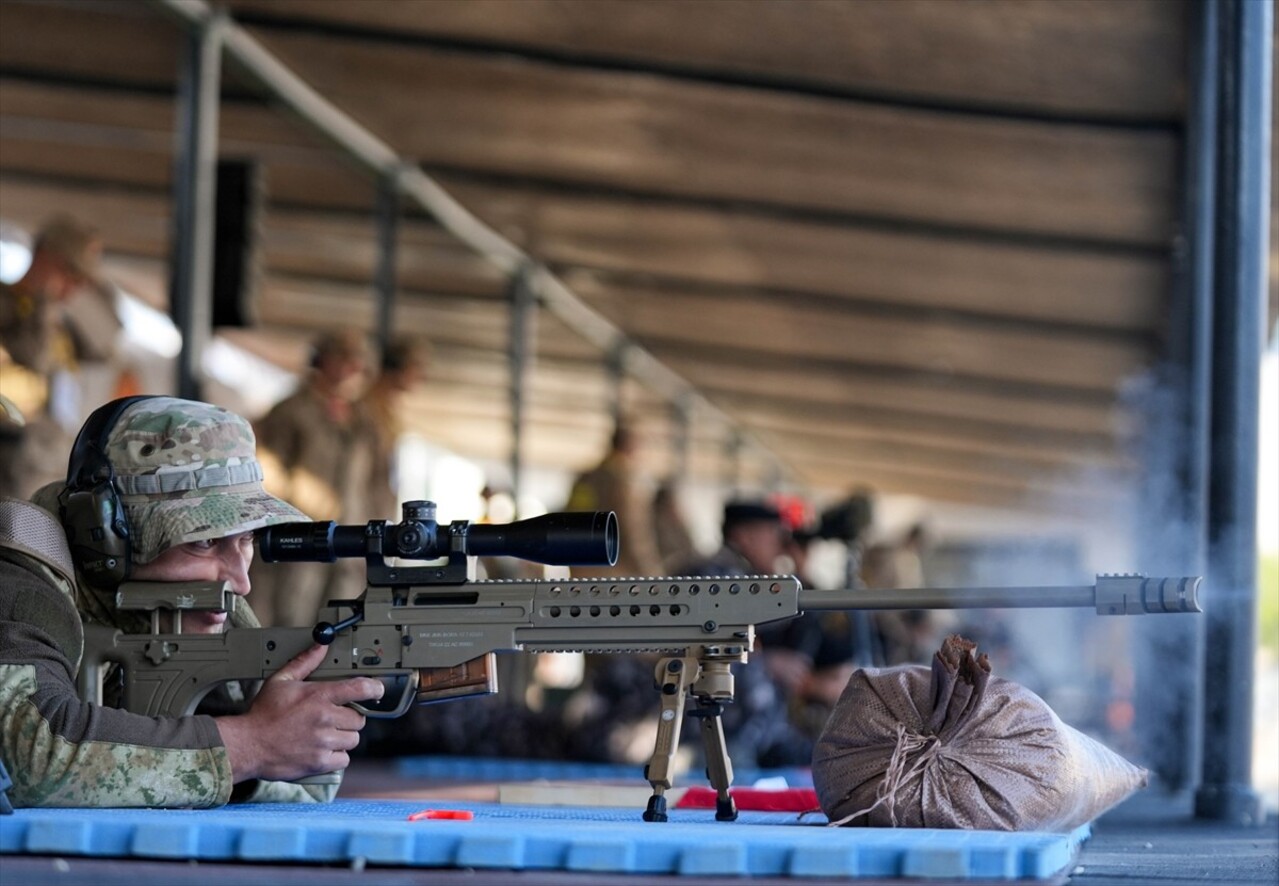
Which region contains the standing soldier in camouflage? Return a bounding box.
[364,337,431,521]
[0,214,122,499]
[565,424,662,577]
[251,330,381,626]
[0,396,383,807]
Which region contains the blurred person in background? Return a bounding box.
[250,329,380,626]
[861,522,954,665]
[0,214,121,498]
[674,499,813,767]
[560,499,806,768]
[757,521,858,741]
[364,337,430,520]
[651,478,701,573]
[565,422,662,576]
[556,424,664,764]
[685,500,788,577]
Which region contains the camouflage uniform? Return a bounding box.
[0,397,336,807]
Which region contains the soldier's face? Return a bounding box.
[730,521,785,574]
[46,262,85,302]
[130,531,255,633]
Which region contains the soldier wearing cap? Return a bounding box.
[675,500,814,767]
[686,500,790,577]
[0,214,120,392]
[0,215,123,498]
[0,396,384,808]
[561,500,807,769]
[251,329,382,627]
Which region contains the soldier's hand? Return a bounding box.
[216,644,385,783]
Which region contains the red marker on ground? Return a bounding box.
[407,809,475,821]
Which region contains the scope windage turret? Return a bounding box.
[258,500,619,567]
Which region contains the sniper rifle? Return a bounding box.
[79,500,1202,821]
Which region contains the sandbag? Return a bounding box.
[811,635,1147,831]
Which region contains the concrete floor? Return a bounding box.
[1065,791,1277,886]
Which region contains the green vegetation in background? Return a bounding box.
[1261,554,1278,655]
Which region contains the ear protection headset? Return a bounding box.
[59,395,159,588]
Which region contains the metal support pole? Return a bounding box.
[1134,0,1217,795]
[168,10,224,399]
[373,170,400,358]
[508,265,537,512]
[1194,0,1271,826]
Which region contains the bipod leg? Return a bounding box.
[691,699,737,821]
[642,655,697,822]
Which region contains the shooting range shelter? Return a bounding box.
[0,0,1272,833]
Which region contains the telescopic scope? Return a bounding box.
[259,500,619,567]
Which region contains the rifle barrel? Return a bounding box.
[801,585,1094,610]
[798,575,1201,616]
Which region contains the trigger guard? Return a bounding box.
[351,671,418,718]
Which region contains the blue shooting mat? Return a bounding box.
[1,798,1089,879]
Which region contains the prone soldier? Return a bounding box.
[0,396,384,808]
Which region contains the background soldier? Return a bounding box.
[251,330,380,626]
[0,214,121,498]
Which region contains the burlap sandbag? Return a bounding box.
[811,635,1147,831]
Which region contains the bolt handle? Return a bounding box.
[313,608,363,645]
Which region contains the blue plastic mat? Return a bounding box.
[0,799,1088,879]
[395,754,815,787]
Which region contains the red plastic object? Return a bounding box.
[407,809,476,821]
[674,786,819,812]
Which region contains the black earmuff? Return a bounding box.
[59,395,159,588]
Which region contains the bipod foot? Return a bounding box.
[716,794,738,822]
[643,793,668,822]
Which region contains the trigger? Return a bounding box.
[353,672,416,718]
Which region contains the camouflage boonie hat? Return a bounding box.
[103,397,306,564]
